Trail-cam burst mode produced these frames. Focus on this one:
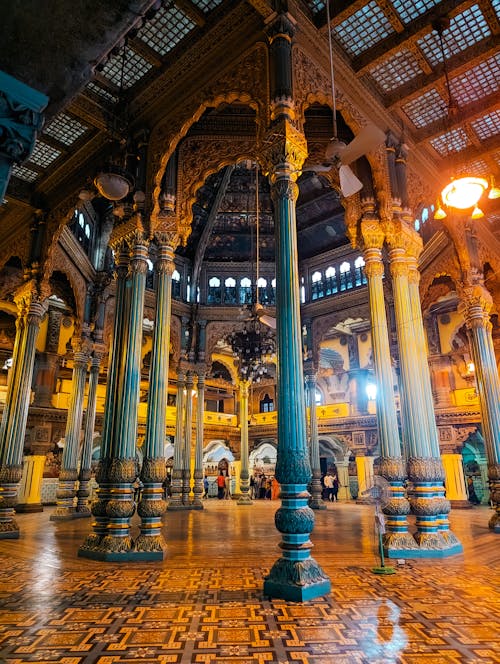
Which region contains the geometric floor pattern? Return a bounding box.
[1,502,499,663]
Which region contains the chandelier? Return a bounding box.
[228,309,275,381]
[433,17,500,220]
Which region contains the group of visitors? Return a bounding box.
[321,470,339,502]
[250,473,280,500]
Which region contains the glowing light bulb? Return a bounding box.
[434,203,447,220]
[471,205,484,220]
[441,176,488,209]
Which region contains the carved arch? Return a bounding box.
[48,245,86,329]
[148,43,269,226]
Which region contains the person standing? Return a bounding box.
[323,472,334,502]
[332,474,339,502]
[216,471,226,500]
[203,474,209,499]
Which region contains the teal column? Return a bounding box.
[360,218,415,554]
[167,368,186,510]
[192,372,205,509]
[407,252,461,552]
[102,231,148,557]
[262,117,330,600]
[182,372,194,506]
[80,245,129,553]
[0,71,48,200]
[461,286,500,532]
[237,379,252,505]
[0,294,45,538]
[136,237,176,554]
[51,336,90,521]
[75,349,103,517]
[305,369,325,510]
[388,231,460,556]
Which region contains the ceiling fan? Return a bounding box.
[307,1,385,197]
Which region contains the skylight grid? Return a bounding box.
[304,0,325,12]
[100,47,153,89]
[471,110,500,140]
[28,141,61,168]
[492,0,500,19]
[44,113,88,146]
[449,54,499,105]
[369,50,422,92]
[418,5,490,66]
[11,165,39,182]
[392,0,440,24]
[333,1,394,57]
[138,5,195,56]
[456,159,489,177]
[430,127,471,156]
[191,0,224,10]
[402,89,447,128]
[85,81,119,104]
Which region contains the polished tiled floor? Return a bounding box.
[0,500,499,663]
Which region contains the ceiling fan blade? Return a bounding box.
[307,162,333,173]
[340,124,386,165]
[255,303,277,329]
[339,164,363,198]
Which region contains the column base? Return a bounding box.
[166,503,193,511]
[264,558,331,602]
[190,502,204,510]
[16,503,43,513]
[449,500,473,509]
[384,532,420,557]
[309,497,327,510]
[50,508,79,521]
[78,547,165,562]
[237,495,253,505]
[387,543,463,559]
[73,510,92,519]
[0,523,19,539]
[488,512,500,532]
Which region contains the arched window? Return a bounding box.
[239,277,252,304]
[257,277,267,304]
[207,276,222,304]
[354,256,367,286]
[311,270,324,300]
[70,208,93,254]
[270,278,276,305]
[325,266,337,295]
[260,393,275,413]
[172,269,181,300]
[224,277,237,304]
[339,261,352,291]
[146,258,154,289]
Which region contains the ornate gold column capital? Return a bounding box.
[13,280,47,321]
[261,118,307,183]
[129,232,149,276]
[109,212,144,250]
[459,283,493,329]
[360,219,385,250]
[239,378,251,398]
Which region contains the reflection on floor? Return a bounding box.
[0,501,499,663]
